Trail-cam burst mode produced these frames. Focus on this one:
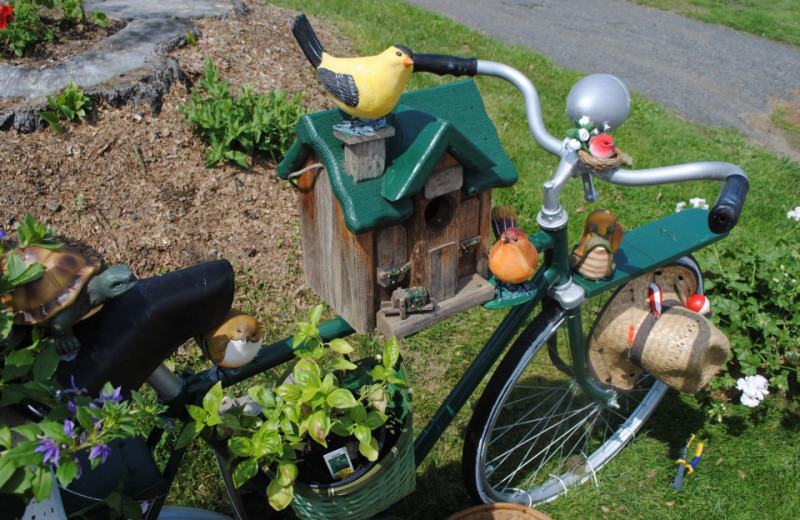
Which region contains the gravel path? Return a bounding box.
[405,0,800,160]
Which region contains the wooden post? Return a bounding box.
[334,125,395,182]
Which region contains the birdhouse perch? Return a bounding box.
[334,125,396,182]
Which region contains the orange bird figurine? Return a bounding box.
[488,205,539,288]
[198,310,264,368]
[570,209,624,280]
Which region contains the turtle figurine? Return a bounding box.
[0,245,137,361]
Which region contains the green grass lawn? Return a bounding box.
[629,0,800,47]
[169,1,800,518]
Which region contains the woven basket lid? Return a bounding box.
[445,503,553,520]
[587,264,729,393]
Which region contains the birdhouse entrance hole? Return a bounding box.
[424,194,456,232]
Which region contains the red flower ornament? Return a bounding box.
[0,5,14,30]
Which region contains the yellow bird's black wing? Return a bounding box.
[317,68,359,108]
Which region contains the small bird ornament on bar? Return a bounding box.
[570,209,624,280]
[198,310,264,368]
[291,13,414,133]
[488,205,539,298]
[588,134,616,158]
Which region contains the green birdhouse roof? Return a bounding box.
[278,80,518,234]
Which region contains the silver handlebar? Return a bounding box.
[475,60,748,232]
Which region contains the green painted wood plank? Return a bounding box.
[573,208,727,298]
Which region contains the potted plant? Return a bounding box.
[0,215,164,520]
[179,305,415,519]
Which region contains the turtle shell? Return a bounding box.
[0,245,101,325]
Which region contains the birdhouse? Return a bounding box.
[278,81,518,338]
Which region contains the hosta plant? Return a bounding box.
[177,305,408,511]
[39,81,93,133]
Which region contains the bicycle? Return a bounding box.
[51,54,747,519]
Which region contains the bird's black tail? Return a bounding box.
[491,204,519,240]
[291,13,324,68]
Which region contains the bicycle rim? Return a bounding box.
[463,301,667,505]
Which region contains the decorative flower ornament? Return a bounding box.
[565,115,601,152]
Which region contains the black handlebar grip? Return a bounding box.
[412,53,478,76]
[708,173,749,234]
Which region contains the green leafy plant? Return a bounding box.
[1,0,107,57]
[39,81,93,133]
[700,234,800,395]
[180,57,305,169]
[177,305,407,511]
[0,216,165,515]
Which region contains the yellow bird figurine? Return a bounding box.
[198,310,264,368]
[570,209,624,280]
[291,13,414,122]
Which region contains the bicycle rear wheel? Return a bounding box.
[461,297,668,506]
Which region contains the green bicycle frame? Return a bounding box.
[175,207,726,467]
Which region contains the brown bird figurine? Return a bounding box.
[198,310,264,368]
[488,205,539,291]
[570,209,624,280]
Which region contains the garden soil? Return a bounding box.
[0,1,349,345]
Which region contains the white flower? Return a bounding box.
[689,197,709,210]
[740,393,762,408]
[787,206,800,221]
[579,116,592,126]
[736,375,769,407]
[675,201,687,213]
[578,128,590,141]
[565,138,582,151]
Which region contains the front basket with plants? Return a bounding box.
[179,305,415,520]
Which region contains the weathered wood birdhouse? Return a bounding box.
[278,81,518,337]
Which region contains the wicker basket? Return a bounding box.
[290,410,415,520]
[577,148,632,172]
[445,503,553,520]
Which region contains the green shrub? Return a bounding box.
[180,57,305,169]
[700,230,800,394]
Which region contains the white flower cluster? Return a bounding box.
[787,206,800,221]
[736,374,769,408]
[674,198,709,213]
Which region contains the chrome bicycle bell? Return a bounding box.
[565,74,631,132]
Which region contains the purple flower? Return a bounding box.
[63,419,75,438]
[98,386,123,405]
[0,229,6,240]
[35,438,60,465]
[89,442,112,464]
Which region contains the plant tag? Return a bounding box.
[323,447,354,480]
